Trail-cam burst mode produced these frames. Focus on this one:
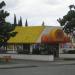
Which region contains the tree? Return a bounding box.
[57,5,75,34]
[25,19,28,27]
[0,1,16,47]
[42,21,45,26]
[18,16,22,26]
[69,5,75,10]
[14,14,17,26]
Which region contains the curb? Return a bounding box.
[0,64,38,69]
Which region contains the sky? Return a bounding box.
[0,0,75,26]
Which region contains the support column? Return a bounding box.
[21,44,23,50]
[12,44,17,53]
[13,44,15,53]
[30,45,33,54]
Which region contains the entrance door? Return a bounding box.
[49,44,59,58]
[23,44,30,54]
[53,44,59,58]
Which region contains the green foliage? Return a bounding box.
[25,19,28,27]
[57,5,75,34]
[69,5,75,10]
[42,21,45,26]
[0,1,5,9]
[14,14,17,26]
[18,16,22,26]
[0,1,16,47]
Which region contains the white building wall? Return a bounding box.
[0,54,54,61]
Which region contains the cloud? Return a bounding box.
[43,0,62,5]
[0,0,75,26]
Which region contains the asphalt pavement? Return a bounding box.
[0,59,75,75]
[0,59,75,69]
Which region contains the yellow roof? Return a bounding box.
[8,26,45,43]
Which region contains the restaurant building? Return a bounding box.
[2,26,70,58]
